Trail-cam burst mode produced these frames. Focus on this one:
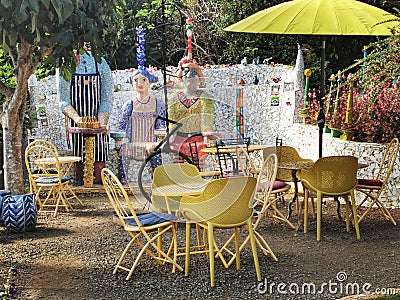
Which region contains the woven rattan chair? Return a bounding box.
[356,138,399,225]
[25,144,81,216]
[301,156,361,241]
[101,168,183,280]
[236,145,257,177]
[218,153,283,268]
[180,176,261,287]
[236,146,294,226]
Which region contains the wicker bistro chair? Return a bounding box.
[101,168,183,280]
[301,156,361,241]
[236,145,257,177]
[236,146,294,226]
[179,176,261,287]
[25,144,81,216]
[356,137,399,225]
[218,153,289,269]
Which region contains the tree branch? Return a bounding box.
[8,45,18,75]
[30,44,54,74]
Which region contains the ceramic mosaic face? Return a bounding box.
[132,74,151,94]
[183,67,200,91]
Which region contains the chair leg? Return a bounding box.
[303,188,309,233]
[310,196,316,219]
[171,224,179,273]
[253,231,278,261]
[375,199,397,225]
[316,194,322,241]
[35,188,44,210]
[247,219,262,281]
[65,183,83,205]
[114,237,136,274]
[345,196,350,232]
[208,223,215,287]
[350,193,361,240]
[234,227,240,270]
[185,222,191,276]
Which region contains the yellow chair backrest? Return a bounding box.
[376,137,399,184]
[302,156,358,194]
[152,163,206,212]
[263,146,312,181]
[180,176,257,226]
[152,163,205,188]
[101,168,140,227]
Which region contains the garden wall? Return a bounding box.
[27,64,400,208]
[292,124,400,208]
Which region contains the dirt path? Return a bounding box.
[1,193,399,300]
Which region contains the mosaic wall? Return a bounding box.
[28,63,300,151]
[292,124,400,208]
[27,64,400,208]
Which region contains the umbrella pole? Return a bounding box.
[317,37,326,158]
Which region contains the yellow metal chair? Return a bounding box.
[101,168,183,280]
[24,144,80,216]
[356,137,399,225]
[151,163,209,270]
[301,156,361,241]
[263,145,313,182]
[180,176,261,287]
[263,145,314,216]
[219,154,280,266]
[151,163,207,213]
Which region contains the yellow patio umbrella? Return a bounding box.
[225,0,399,157]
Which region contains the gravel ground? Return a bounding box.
[1,193,399,300]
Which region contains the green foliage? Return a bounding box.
[98,0,396,81]
[0,0,126,87]
[0,49,14,104]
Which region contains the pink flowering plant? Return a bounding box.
[299,88,320,124]
[327,85,350,130]
[325,32,400,143]
[354,79,400,142]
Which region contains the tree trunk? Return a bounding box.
[3,114,25,194]
[2,43,32,194]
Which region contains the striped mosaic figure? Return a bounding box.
[70,70,109,162]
